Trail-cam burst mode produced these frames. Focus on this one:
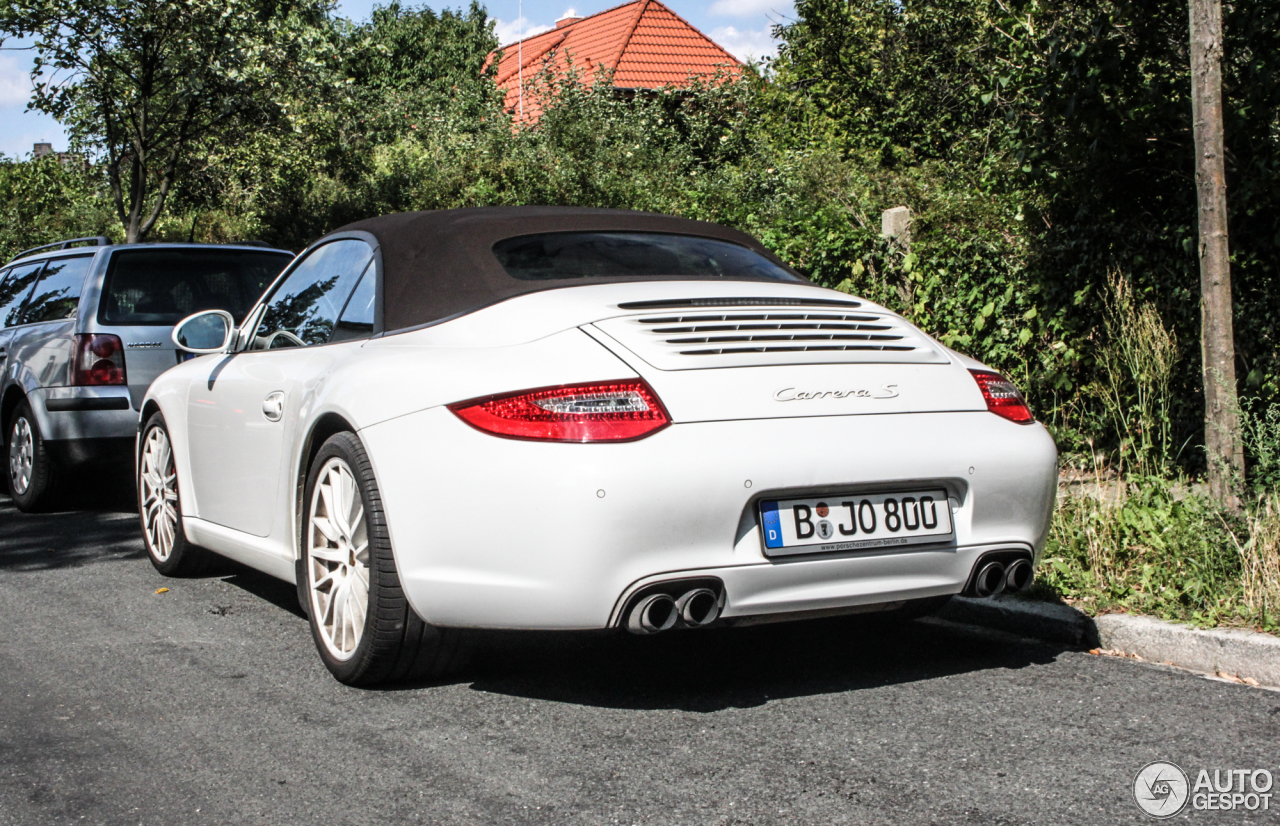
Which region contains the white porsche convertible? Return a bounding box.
[139,207,1057,685]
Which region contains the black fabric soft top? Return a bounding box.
[328,207,807,333]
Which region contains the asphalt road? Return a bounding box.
[1,484,1278,826]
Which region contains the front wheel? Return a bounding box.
[301,431,467,686]
[7,398,60,512]
[138,412,216,576]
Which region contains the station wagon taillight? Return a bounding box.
[449,380,671,442]
[72,334,127,386]
[969,369,1033,424]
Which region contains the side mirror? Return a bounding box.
[172,310,235,354]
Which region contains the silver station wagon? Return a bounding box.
[1,237,293,510]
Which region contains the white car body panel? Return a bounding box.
[186,347,331,536]
[183,516,296,581]
[144,275,1058,629]
[362,406,1056,629]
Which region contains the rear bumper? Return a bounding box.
[360,408,1058,630]
[45,436,135,469]
[28,386,137,443]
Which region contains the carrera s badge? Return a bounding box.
[773,385,899,402]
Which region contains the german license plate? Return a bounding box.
[759,490,953,557]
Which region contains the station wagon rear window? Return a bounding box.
[492,232,802,282]
[99,248,292,326]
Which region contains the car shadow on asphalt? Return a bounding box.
[1,483,1071,706]
[0,472,143,570]
[220,565,308,619]
[460,614,1069,712]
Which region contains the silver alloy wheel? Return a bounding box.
[8,416,33,495]
[307,457,370,662]
[139,426,179,561]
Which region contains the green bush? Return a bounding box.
[1039,477,1280,632]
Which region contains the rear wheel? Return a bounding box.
[302,432,467,686]
[7,399,60,512]
[139,412,216,576]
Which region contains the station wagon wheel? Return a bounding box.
[9,415,32,494]
[6,398,60,512]
[301,432,468,686]
[138,411,216,576]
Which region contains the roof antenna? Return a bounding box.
[518,0,524,121]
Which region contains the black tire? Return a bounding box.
[6,398,60,512]
[138,412,218,576]
[300,431,468,686]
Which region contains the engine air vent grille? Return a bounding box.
[636,311,911,355]
[616,297,862,311]
[593,304,947,369]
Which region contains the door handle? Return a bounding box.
[262,391,285,422]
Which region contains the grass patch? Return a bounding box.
[1033,476,1280,633]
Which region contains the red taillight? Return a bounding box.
[72,334,127,386]
[449,380,671,442]
[969,369,1033,424]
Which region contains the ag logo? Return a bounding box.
[1134,761,1190,818]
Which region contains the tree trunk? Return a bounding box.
[1188,0,1242,505]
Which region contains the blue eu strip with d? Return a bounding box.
[761,501,783,549]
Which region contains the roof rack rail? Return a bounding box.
[8,236,111,264]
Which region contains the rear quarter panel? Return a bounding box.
[8,320,74,389]
[339,328,639,429]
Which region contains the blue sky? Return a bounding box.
[0,0,793,159]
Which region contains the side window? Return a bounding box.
[251,240,373,350]
[329,267,375,343]
[0,269,10,321]
[23,255,93,324]
[0,262,46,328]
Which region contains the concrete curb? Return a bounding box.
[1094,613,1280,688]
[938,596,1280,689]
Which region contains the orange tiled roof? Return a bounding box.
[486,0,742,122]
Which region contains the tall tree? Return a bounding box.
[1188,0,1243,502]
[336,0,500,145]
[343,1,496,97]
[0,0,334,242]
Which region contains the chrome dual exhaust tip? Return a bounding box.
[973,561,1007,598]
[1004,558,1034,593]
[626,593,679,634]
[675,588,720,627]
[625,585,723,635]
[966,553,1035,598]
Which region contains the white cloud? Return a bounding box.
[710,25,781,62]
[559,7,578,18]
[490,16,554,48]
[708,0,794,18]
[0,119,69,159]
[0,55,35,107]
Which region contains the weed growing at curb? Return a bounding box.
[1035,477,1280,634]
